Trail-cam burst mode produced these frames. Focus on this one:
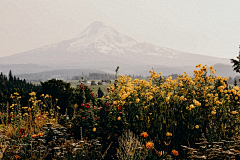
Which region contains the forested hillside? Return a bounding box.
[0,70,42,106]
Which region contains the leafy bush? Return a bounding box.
[41,79,74,115]
[97,64,240,155]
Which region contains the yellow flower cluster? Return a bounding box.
[29,92,36,96]
[108,65,226,109]
[104,64,240,140]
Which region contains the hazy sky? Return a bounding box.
[1,0,240,58]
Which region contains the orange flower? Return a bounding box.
[172,149,179,156]
[146,142,154,149]
[31,134,38,138]
[38,132,43,136]
[232,111,238,115]
[140,131,149,138]
[164,140,171,146]
[166,132,172,137]
[15,155,21,159]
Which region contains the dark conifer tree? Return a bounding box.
[231,46,240,73]
[97,87,104,98]
[8,70,13,81]
[234,78,238,86]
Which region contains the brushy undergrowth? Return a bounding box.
[1,64,240,159]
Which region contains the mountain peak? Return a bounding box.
[70,21,138,54]
[89,21,106,28]
[76,21,108,38]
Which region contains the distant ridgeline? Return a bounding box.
[0,70,42,106]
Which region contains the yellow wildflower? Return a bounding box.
[232,111,238,115]
[166,132,172,137]
[211,111,216,115]
[196,64,202,68]
[190,104,195,109]
[180,96,184,101]
[29,92,36,96]
[166,97,170,102]
[136,98,140,103]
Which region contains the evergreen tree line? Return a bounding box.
[0,71,105,116]
[0,70,42,106]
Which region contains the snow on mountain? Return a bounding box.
[0,21,230,74]
[67,21,138,55]
[66,21,178,58]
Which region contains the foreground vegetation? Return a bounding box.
[1,64,240,159]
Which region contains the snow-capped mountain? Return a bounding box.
[0,21,231,75]
[68,21,138,55]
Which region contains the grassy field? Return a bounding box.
[87,83,110,96]
[67,80,112,96]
